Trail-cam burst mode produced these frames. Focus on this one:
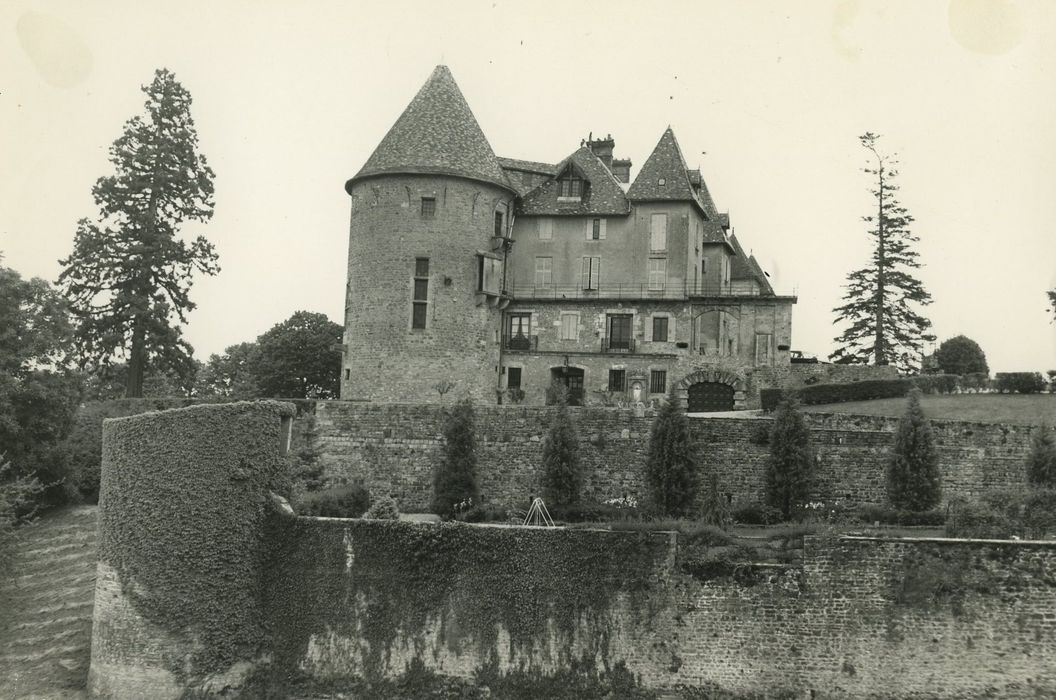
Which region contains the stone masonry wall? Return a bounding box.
[313,402,1036,511]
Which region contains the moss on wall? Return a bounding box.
[95,400,296,689]
[264,516,675,687]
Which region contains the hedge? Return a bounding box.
[994,372,1046,394]
[761,374,963,411]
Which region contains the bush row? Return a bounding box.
[945,489,1056,539]
[994,372,1047,394]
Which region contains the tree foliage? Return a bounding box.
[58,69,218,398]
[195,342,261,398]
[887,390,941,511]
[250,311,341,398]
[540,388,582,507]
[1048,289,1056,321]
[1027,424,1056,488]
[645,393,698,517]
[765,393,815,520]
[432,399,479,517]
[831,133,934,372]
[933,335,988,376]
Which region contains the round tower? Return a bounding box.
[342,66,517,403]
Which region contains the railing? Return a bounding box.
[504,333,538,351]
[601,336,635,353]
[507,282,794,300]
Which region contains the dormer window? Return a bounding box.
[556,167,587,201]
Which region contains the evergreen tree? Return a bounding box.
[645,392,698,517]
[933,335,988,376]
[1027,424,1056,488]
[58,69,218,397]
[765,393,815,520]
[540,390,582,506]
[432,398,479,517]
[831,133,934,372]
[887,390,941,511]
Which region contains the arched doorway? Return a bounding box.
[687,381,735,412]
[549,367,584,406]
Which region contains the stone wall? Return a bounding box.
[313,402,1037,510]
[788,362,900,386]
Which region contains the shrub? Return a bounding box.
[1027,424,1056,488]
[0,456,45,567]
[461,504,510,523]
[933,335,989,376]
[363,495,400,520]
[946,499,1014,539]
[540,392,583,506]
[294,483,371,518]
[1022,489,1056,539]
[910,374,961,395]
[432,398,479,517]
[856,504,946,526]
[995,372,1046,394]
[645,393,698,517]
[731,501,781,526]
[548,501,625,523]
[765,393,815,520]
[886,390,941,511]
[699,472,731,529]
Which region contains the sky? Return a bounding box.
[2,0,1055,373]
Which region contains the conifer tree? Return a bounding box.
[831,133,934,372]
[540,388,582,506]
[645,392,698,517]
[1027,424,1056,488]
[887,390,941,511]
[59,69,218,397]
[765,393,815,520]
[432,398,480,517]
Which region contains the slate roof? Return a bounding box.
[517,146,631,216]
[497,157,557,176]
[727,233,774,294]
[626,128,699,205]
[346,65,514,194]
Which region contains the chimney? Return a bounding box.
[611,158,632,184]
[586,133,615,169]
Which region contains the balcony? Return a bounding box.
[601,336,636,353]
[507,282,794,301]
[504,333,538,352]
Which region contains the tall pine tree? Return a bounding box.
[540,391,582,507]
[645,392,698,517]
[765,392,815,520]
[59,69,217,397]
[432,398,480,517]
[831,133,933,372]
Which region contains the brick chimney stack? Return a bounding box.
[586,134,631,182]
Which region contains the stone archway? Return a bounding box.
[674,369,746,412]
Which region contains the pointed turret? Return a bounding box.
[627,127,698,202]
[346,65,513,193]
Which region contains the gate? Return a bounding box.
[687,381,734,412]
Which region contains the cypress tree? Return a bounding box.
[540,388,582,506]
[432,398,479,517]
[765,393,815,520]
[1027,424,1056,488]
[645,392,698,517]
[887,389,941,510]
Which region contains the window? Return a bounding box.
[494,210,505,237]
[507,313,531,338]
[581,256,600,290]
[560,313,578,341]
[477,254,501,294]
[648,258,667,291]
[421,197,436,217]
[344,368,350,380]
[534,257,552,286]
[652,316,669,342]
[608,369,626,392]
[557,171,584,199]
[538,219,553,240]
[650,213,667,251]
[586,218,605,240]
[507,367,522,390]
[650,370,667,394]
[411,257,429,329]
[755,333,773,365]
[607,314,632,350]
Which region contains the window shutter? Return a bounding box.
[581,257,590,288]
[599,219,607,239]
[585,220,592,240]
[592,257,601,289]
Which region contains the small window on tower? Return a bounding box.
[494,211,505,237]
[421,197,436,217]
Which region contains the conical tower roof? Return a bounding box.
[627,127,698,203]
[346,65,514,193]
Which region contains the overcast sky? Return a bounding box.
[3,0,1055,373]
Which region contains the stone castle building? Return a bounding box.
[342,65,796,410]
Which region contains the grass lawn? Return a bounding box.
[802,393,1056,426]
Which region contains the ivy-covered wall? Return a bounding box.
[88,400,296,699]
[313,402,1036,510]
[263,516,677,692]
